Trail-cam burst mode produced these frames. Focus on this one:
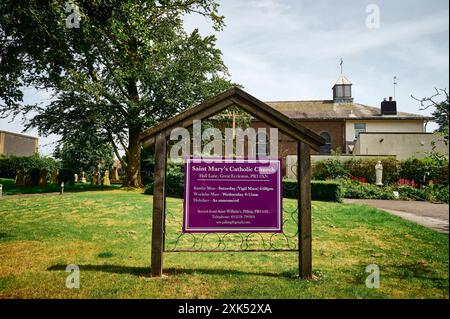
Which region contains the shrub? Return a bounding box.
[145,162,342,202]
[339,179,396,200]
[283,180,342,202]
[344,158,400,184]
[338,178,449,203]
[0,156,16,178]
[58,168,75,185]
[312,158,400,184]
[144,161,184,198]
[311,181,342,202]
[400,157,449,186]
[312,159,347,180]
[312,157,448,186]
[428,184,449,203]
[0,155,61,186]
[28,168,42,186]
[0,155,60,179]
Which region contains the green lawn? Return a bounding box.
[0,190,448,298]
[0,178,121,195]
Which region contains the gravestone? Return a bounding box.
[38,169,48,187]
[92,170,100,185]
[50,169,59,184]
[80,171,87,184]
[111,164,120,183]
[15,170,26,186]
[74,173,78,183]
[102,170,111,186]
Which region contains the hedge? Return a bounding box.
[145,175,342,203]
[339,178,449,203]
[0,155,61,186]
[58,168,76,185]
[283,179,342,202]
[400,157,449,186]
[312,157,448,186]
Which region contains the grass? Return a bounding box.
[0,178,121,195]
[0,189,448,299]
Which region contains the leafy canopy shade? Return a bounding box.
[0,0,234,187]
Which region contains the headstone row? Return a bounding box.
[14,166,121,186]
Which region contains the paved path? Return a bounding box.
[343,199,449,234]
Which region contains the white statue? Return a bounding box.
[375,160,383,186]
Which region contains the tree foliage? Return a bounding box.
[53,132,114,175]
[412,88,449,144]
[0,0,234,187]
[0,154,60,180]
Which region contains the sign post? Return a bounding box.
[151,132,167,277]
[298,141,312,279]
[141,87,324,279]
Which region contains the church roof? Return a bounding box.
[140,87,325,150]
[264,100,433,121]
[334,74,352,86]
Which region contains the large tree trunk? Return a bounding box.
[124,128,142,187]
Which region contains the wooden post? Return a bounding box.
[298,141,312,279]
[151,132,167,277]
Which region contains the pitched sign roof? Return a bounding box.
[140,87,325,151]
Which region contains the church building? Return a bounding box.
[252,72,438,160]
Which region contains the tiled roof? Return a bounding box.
[264,100,433,120]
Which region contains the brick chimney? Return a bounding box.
[381,97,397,115]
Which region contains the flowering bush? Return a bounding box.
[398,178,418,188]
[313,156,448,186]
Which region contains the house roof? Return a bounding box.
[264,100,433,121]
[140,87,325,151]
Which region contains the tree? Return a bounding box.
[0,0,233,187]
[54,131,114,175]
[412,88,449,144]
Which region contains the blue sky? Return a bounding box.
[1,0,449,155]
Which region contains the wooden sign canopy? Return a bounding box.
[140,86,325,279]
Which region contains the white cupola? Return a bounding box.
[332,74,353,103]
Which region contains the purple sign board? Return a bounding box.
[183,158,282,233]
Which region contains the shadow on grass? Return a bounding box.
[353,262,448,288]
[47,264,296,279]
[386,263,449,285]
[48,264,151,276]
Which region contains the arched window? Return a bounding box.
[319,132,332,155]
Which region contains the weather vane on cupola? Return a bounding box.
[333,57,353,103]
